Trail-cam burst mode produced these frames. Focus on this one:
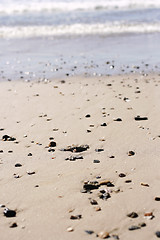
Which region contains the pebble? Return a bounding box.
[99,180,114,187]
[119,173,126,178]
[85,230,94,235]
[127,212,138,218]
[95,206,101,211]
[114,118,122,121]
[49,141,56,147]
[128,225,140,231]
[95,149,104,152]
[70,214,82,220]
[155,231,160,238]
[155,197,160,201]
[90,199,98,205]
[15,163,22,167]
[10,222,18,228]
[83,182,99,191]
[3,208,16,218]
[101,123,107,127]
[85,114,91,118]
[67,227,74,232]
[128,151,135,156]
[93,160,100,163]
[141,182,149,187]
[28,153,32,156]
[98,231,110,239]
[0,204,5,208]
[135,116,148,121]
[27,171,35,175]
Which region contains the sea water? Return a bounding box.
[0,0,160,38]
[0,0,160,80]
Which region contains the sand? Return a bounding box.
[0,73,160,240]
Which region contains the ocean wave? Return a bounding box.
[0,0,160,14]
[1,22,160,38]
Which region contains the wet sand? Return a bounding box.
[0,73,160,239]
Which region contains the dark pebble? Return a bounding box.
[119,173,126,178]
[101,123,107,126]
[128,151,135,156]
[28,153,32,156]
[49,141,56,147]
[138,222,146,227]
[134,116,148,121]
[156,231,160,238]
[83,183,99,191]
[27,171,35,175]
[0,150,3,153]
[93,160,100,163]
[127,212,138,218]
[128,225,140,231]
[155,197,160,201]
[90,199,98,205]
[114,118,122,122]
[85,230,94,235]
[15,163,22,167]
[85,114,91,118]
[3,208,16,218]
[95,149,104,152]
[60,144,89,153]
[10,222,18,228]
[70,215,82,220]
[125,180,132,183]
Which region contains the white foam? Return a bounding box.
[1,22,160,38]
[0,0,160,14]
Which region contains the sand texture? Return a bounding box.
[0,73,160,240]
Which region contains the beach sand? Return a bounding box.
[0,73,160,239]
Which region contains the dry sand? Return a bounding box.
[0,73,160,240]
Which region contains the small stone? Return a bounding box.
[101,123,107,127]
[128,151,135,156]
[125,180,132,183]
[138,222,146,227]
[98,231,110,239]
[99,180,114,187]
[127,212,138,218]
[3,208,16,218]
[48,148,55,152]
[109,155,115,158]
[90,199,98,205]
[0,150,3,153]
[93,160,100,163]
[27,171,35,175]
[155,197,160,201]
[87,129,91,133]
[67,227,74,232]
[83,182,99,191]
[60,144,89,153]
[95,206,101,211]
[15,163,22,167]
[128,225,140,231]
[49,141,56,147]
[95,149,104,152]
[10,222,18,228]
[141,182,149,187]
[156,231,160,238]
[114,118,122,122]
[135,116,148,121]
[119,173,126,178]
[0,204,5,208]
[85,230,94,235]
[70,215,82,220]
[112,235,119,240]
[28,153,32,156]
[99,192,111,200]
[85,114,91,118]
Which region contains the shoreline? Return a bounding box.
[0,73,160,239]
